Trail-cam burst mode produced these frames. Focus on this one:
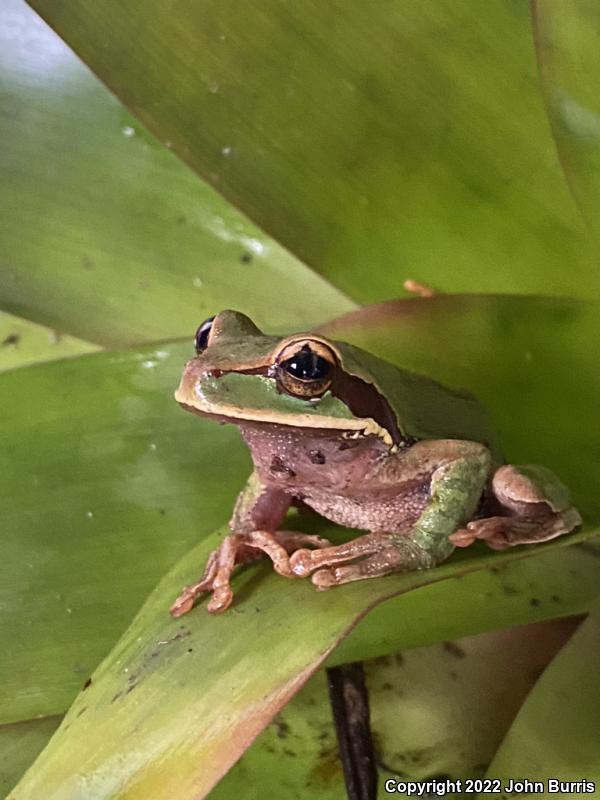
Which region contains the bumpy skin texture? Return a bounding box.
[170,421,580,615]
[169,311,581,616]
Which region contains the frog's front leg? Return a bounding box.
[170,471,331,615]
[290,441,491,589]
[449,464,581,550]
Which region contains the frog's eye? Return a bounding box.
[276,340,337,398]
[194,316,215,353]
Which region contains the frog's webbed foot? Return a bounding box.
[271,530,333,554]
[449,507,581,551]
[289,532,437,590]
[170,529,333,616]
[449,464,582,551]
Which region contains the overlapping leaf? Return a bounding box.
[6,296,600,798]
[0,0,352,347]
[7,525,594,800]
[26,0,599,300]
[533,0,600,244]
[0,312,98,373]
[485,601,600,795]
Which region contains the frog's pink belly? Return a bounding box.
[301,489,427,534]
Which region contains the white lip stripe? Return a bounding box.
[174,386,393,446]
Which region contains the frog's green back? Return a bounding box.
[338,343,503,460]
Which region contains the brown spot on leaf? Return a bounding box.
[274,717,290,739]
[443,641,466,658]
[2,333,19,347]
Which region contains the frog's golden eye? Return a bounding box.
[276,340,337,398]
[194,316,215,353]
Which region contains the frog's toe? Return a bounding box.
[311,550,402,588]
[169,593,196,618]
[272,530,333,553]
[289,548,315,577]
[207,585,234,614]
[457,507,581,550]
[447,529,477,548]
[311,567,336,589]
[290,532,386,577]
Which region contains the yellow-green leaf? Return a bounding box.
[484,602,600,796]
[1,0,352,346]
[25,0,599,300]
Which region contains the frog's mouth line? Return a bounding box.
[175,357,403,449]
[234,363,403,445]
[176,397,394,446]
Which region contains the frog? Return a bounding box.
[170,310,581,616]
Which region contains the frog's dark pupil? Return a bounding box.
[282,344,331,381]
[194,317,215,352]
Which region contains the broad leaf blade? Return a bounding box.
[1,296,599,730]
[320,295,600,516]
[7,529,592,800]
[0,340,251,724]
[330,542,598,666]
[213,618,578,799]
[26,0,599,299]
[0,312,99,373]
[533,0,600,242]
[0,0,353,346]
[484,602,600,793]
[0,717,61,799]
[7,294,600,799]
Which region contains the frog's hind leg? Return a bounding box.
[449,464,581,551]
[290,441,491,588]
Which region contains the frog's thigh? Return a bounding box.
[291,442,491,585]
[450,464,581,550]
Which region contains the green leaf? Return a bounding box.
[0,0,353,346]
[0,340,250,724]
[0,717,61,800]
[1,296,599,731]
[0,312,99,373]
[213,619,579,799]
[6,529,592,800]
[5,294,600,798]
[534,0,600,241]
[485,602,600,794]
[330,542,599,666]
[320,295,600,517]
[26,0,599,299]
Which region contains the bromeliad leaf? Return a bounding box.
[0,0,352,347]
[7,294,600,799]
[25,0,599,300]
[484,599,600,793]
[7,528,593,800]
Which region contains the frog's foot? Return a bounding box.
[289,532,390,580]
[271,530,333,554]
[449,506,581,551]
[290,531,444,589]
[310,547,407,589]
[449,464,581,551]
[170,529,320,616]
